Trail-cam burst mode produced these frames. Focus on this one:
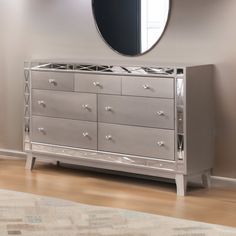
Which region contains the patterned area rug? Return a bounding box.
[0,189,235,236]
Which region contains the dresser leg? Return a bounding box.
[202,170,211,188]
[175,174,187,196]
[25,154,36,170]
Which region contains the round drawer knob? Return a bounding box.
[83,132,89,137]
[105,106,112,111]
[38,127,45,133]
[38,100,45,106]
[93,81,101,87]
[143,84,150,89]
[157,141,165,147]
[105,135,112,140]
[82,104,90,110]
[157,111,165,116]
[48,79,57,85]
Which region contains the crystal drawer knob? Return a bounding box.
[38,100,45,106]
[38,127,45,132]
[157,111,165,116]
[105,135,112,140]
[143,84,150,89]
[105,106,112,111]
[157,141,165,147]
[83,132,89,137]
[93,81,101,87]
[82,104,90,110]
[48,79,57,85]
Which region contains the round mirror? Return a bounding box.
[92,0,170,56]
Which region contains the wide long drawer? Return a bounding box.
[31,71,74,91]
[75,73,121,94]
[122,76,174,98]
[98,123,175,160]
[98,95,174,129]
[32,90,97,121]
[32,116,97,150]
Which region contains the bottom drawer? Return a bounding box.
[32,116,97,150]
[98,123,174,160]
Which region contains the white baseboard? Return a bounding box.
[0,148,26,159]
[211,176,236,188]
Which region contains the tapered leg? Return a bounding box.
[175,174,187,196]
[202,170,211,188]
[51,160,59,166]
[25,154,36,170]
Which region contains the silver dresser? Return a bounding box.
[24,62,214,196]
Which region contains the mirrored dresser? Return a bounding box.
[24,61,214,196]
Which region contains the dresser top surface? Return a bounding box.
[25,61,213,78]
[28,63,177,77]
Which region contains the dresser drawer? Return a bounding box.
[32,116,97,150]
[122,76,174,98]
[32,90,97,121]
[98,95,174,129]
[31,71,74,91]
[98,123,174,160]
[75,73,121,94]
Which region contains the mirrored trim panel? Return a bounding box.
[31,62,175,76]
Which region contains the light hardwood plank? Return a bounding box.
[0,156,236,228]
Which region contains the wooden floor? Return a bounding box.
[0,156,236,228]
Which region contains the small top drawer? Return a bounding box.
[31,71,74,91]
[75,73,121,95]
[122,76,174,98]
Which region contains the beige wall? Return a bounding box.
[0,1,28,150]
[0,0,235,178]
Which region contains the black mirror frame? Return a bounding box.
[91,0,171,57]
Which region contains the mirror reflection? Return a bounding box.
[92,0,170,56]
